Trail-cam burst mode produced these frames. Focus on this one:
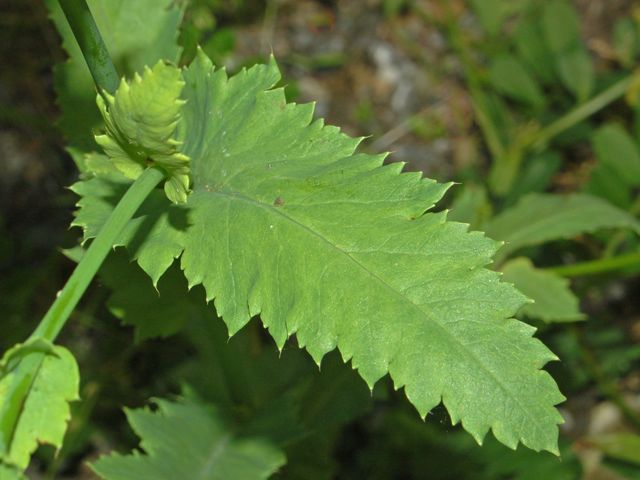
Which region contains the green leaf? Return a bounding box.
[541,1,581,53]
[541,0,594,100]
[501,258,584,323]
[91,398,285,480]
[469,0,509,35]
[96,61,190,203]
[488,55,545,108]
[74,51,565,453]
[469,0,529,36]
[613,18,639,67]
[0,463,25,480]
[588,433,640,466]
[586,123,640,208]
[514,18,556,84]
[557,47,594,101]
[0,339,79,470]
[45,0,184,156]
[593,123,640,181]
[485,193,640,259]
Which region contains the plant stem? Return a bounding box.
[530,75,635,150]
[546,252,640,277]
[0,0,168,466]
[30,167,164,342]
[58,0,119,95]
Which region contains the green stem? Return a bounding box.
[30,167,164,342]
[530,75,635,150]
[546,252,640,277]
[58,0,119,95]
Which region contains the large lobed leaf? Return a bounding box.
[74,51,565,453]
[586,123,640,208]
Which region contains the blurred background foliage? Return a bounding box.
[2,0,640,478]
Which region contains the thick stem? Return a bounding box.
[31,167,164,342]
[58,0,119,95]
[546,252,640,278]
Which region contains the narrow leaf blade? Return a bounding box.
[486,193,640,259]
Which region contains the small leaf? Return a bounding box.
[541,1,581,53]
[501,258,584,323]
[587,123,640,208]
[541,0,594,100]
[613,18,639,67]
[488,55,545,108]
[586,163,632,209]
[591,123,640,183]
[469,0,529,36]
[0,339,79,470]
[485,193,640,259]
[91,398,285,480]
[96,61,190,203]
[597,123,640,181]
[557,48,594,101]
[469,0,509,35]
[514,18,556,84]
